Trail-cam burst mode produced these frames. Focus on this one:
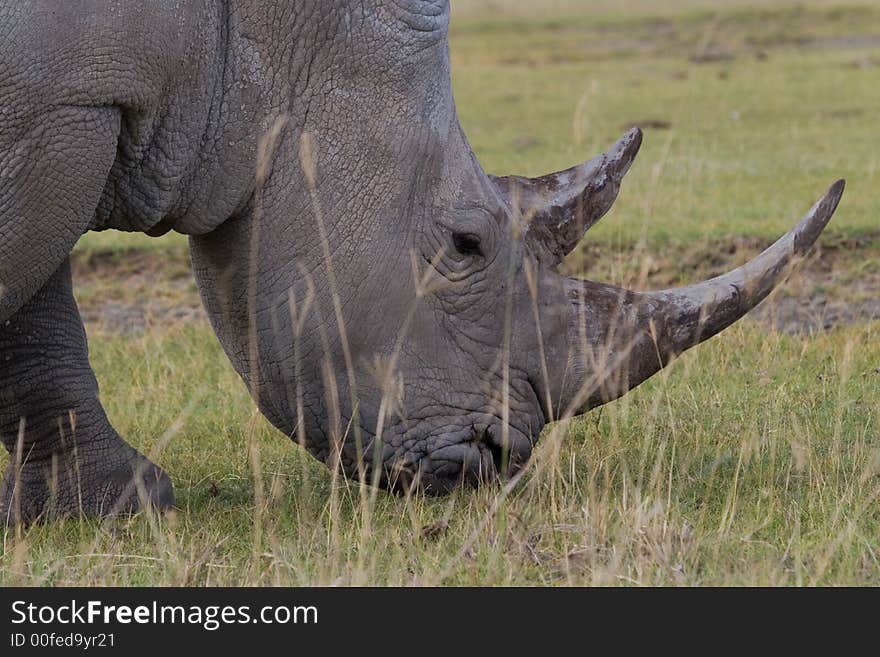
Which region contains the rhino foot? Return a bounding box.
[1,440,174,526]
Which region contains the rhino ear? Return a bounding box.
[491,128,642,267]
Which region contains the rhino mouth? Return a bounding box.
[379,422,533,495]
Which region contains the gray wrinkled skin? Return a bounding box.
[0,1,844,523]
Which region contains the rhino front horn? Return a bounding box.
[492,127,643,266]
[559,179,846,416]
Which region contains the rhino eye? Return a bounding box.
[451,232,482,257]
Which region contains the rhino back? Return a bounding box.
[1,0,262,236]
[1,1,199,108]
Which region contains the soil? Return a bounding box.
[73,247,205,334]
[72,234,880,336]
[567,232,880,335]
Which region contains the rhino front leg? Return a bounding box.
[0,260,174,525]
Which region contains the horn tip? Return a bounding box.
[820,178,845,217]
[625,125,643,140]
[624,125,643,150]
[793,179,845,254]
[609,127,643,173]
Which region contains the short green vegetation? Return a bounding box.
[4,1,878,586]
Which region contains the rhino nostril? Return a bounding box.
[477,425,506,476]
[482,425,532,478]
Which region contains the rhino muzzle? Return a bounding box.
[382,423,532,494]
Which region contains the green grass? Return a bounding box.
[4,322,878,585]
[450,3,880,246]
[6,1,880,585]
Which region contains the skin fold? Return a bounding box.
[0,1,844,523]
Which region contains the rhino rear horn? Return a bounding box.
[492,127,643,267]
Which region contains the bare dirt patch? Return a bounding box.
[73,247,205,334]
[72,234,880,336]
[465,6,880,69]
[567,232,880,334]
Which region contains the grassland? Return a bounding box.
[2,1,879,586]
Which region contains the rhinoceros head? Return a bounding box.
[190,0,843,493]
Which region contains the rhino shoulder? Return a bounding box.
[0,0,212,109]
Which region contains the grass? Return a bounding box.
[4,322,878,585]
[450,2,880,246]
[4,1,880,585]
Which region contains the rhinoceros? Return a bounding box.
[0,0,844,523]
